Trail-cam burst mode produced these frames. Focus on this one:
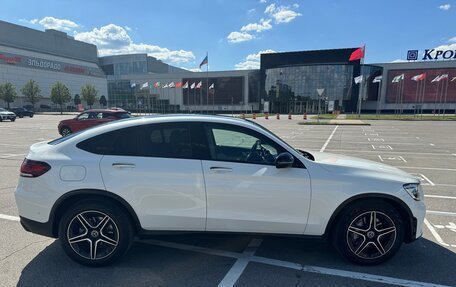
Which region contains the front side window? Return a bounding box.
[206,124,282,165]
[77,113,89,120]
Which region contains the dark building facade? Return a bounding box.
[260,48,384,113]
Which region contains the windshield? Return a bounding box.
[0,108,6,112]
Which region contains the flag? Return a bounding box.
[163,83,169,88]
[183,81,189,89]
[209,83,214,89]
[354,75,363,84]
[411,73,426,81]
[349,46,365,61]
[431,75,441,83]
[439,74,449,80]
[372,76,382,83]
[199,55,208,68]
[176,82,182,88]
[451,76,456,82]
[154,82,161,88]
[168,82,175,88]
[140,82,149,89]
[392,74,404,83]
[196,81,202,88]
[190,82,196,89]
[130,83,136,88]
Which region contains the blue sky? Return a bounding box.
[2,0,456,71]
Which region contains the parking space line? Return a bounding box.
[0,214,20,221]
[140,238,453,287]
[319,125,339,152]
[427,210,456,217]
[399,166,456,172]
[424,218,450,247]
[425,195,456,200]
[218,238,263,287]
[420,174,435,186]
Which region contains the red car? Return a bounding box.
[58,109,132,136]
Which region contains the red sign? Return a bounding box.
[64,66,86,74]
[0,54,22,65]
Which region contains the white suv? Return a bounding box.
[15,115,425,266]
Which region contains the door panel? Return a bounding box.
[100,156,206,231]
[202,161,311,234]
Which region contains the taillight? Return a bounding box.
[20,159,51,178]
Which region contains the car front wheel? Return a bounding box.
[58,200,134,266]
[332,200,404,265]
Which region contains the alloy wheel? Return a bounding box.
[346,211,397,260]
[67,210,119,260]
[61,128,71,136]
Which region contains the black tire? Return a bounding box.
[30,114,34,118]
[11,118,15,122]
[60,127,72,136]
[331,200,404,265]
[19,115,24,118]
[58,199,134,267]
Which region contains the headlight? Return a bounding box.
[403,183,423,201]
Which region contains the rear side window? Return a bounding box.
[77,123,196,159]
[77,127,139,155]
[116,113,132,119]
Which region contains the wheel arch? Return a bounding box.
[50,189,142,237]
[324,193,416,243]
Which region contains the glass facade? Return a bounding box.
[182,77,244,106]
[264,65,355,113]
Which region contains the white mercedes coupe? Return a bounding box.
[15,115,425,266]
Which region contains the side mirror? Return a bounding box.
[275,152,294,169]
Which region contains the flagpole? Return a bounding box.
[434,78,440,116]
[206,52,209,115]
[443,77,449,116]
[421,78,426,119]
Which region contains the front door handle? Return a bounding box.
[210,166,233,172]
[112,163,136,168]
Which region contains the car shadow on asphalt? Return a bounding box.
[16,236,456,287]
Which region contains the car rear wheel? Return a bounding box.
[332,200,404,265]
[58,200,134,266]
[60,127,71,136]
[11,118,15,122]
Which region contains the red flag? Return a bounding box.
[176,82,182,88]
[349,46,365,61]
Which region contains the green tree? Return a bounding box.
[21,80,42,110]
[73,94,81,106]
[0,82,17,109]
[81,84,98,109]
[99,95,107,107]
[50,82,71,115]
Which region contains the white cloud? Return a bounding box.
[449,36,456,42]
[124,26,132,31]
[31,16,79,31]
[265,3,302,23]
[227,31,254,43]
[235,49,276,70]
[248,8,256,14]
[439,4,451,10]
[391,59,407,63]
[74,24,195,64]
[259,0,267,3]
[241,19,272,33]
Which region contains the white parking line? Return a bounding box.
[424,218,449,247]
[319,125,339,152]
[141,239,452,287]
[399,166,456,172]
[420,174,435,186]
[0,214,20,221]
[425,195,456,200]
[427,210,456,217]
[218,238,262,287]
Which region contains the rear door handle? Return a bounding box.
[112,163,136,168]
[210,166,233,172]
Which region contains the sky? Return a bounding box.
[2,0,456,71]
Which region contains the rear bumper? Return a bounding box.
[20,216,56,238]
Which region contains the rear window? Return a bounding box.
[116,113,132,119]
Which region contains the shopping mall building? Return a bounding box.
[1,20,455,113]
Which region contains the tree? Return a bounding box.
[73,94,81,106]
[21,80,42,110]
[81,84,98,109]
[50,82,71,115]
[0,82,17,109]
[99,95,107,107]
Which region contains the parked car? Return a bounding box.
[23,105,34,110]
[9,107,34,118]
[57,108,132,136]
[15,115,425,266]
[39,104,51,110]
[0,108,16,121]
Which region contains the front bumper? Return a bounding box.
[0,114,16,120]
